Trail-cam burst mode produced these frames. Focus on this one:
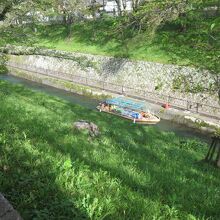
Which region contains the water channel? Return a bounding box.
[0,74,210,143]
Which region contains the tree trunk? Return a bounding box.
[66,15,74,39]
[217,153,220,167]
[205,136,220,168]
[215,135,220,168]
[218,89,220,103]
[132,0,140,12]
[63,12,68,24]
[115,0,122,16]
[122,0,127,12]
[0,5,11,21]
[179,12,187,32]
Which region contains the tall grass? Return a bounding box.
[0,80,219,219]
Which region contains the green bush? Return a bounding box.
[0,65,8,74]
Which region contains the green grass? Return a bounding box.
[1,13,219,73]
[0,10,219,74]
[22,22,175,64]
[0,80,220,219]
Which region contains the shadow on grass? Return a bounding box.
[0,80,220,219]
[0,136,88,219]
[35,20,132,56]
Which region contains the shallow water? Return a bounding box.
[0,74,210,143]
[0,74,98,109]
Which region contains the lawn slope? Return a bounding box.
[0,80,220,219]
[1,12,219,70]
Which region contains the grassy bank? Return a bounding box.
[0,80,219,219]
[1,12,219,70]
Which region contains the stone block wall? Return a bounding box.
[8,48,219,106]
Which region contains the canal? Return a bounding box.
[0,74,210,143]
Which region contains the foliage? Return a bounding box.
[0,0,53,24]
[53,0,88,22]
[112,0,220,98]
[0,45,99,71]
[0,53,8,74]
[172,74,208,94]
[214,128,220,137]
[0,80,220,219]
[120,0,189,34]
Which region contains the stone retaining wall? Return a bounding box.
[6,47,219,106]
[7,65,111,100]
[7,65,220,133]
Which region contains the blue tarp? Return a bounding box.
[110,106,141,119]
[105,97,145,111]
